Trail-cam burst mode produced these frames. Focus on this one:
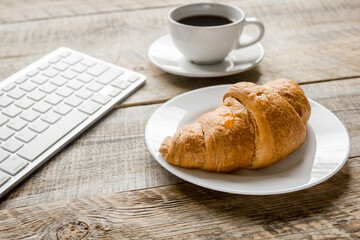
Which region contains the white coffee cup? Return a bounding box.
[168,2,265,65]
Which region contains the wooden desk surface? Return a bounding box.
[0,0,359,239]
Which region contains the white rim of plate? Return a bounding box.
[145,85,350,195]
[148,34,264,78]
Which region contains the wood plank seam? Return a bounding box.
[299,76,360,85]
[114,99,170,109]
[113,75,360,109]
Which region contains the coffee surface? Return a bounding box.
[178,15,232,27]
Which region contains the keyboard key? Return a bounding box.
[49,56,60,64]
[26,69,39,77]
[108,88,122,97]
[0,156,28,176]
[39,83,57,94]
[2,106,22,118]
[14,76,28,84]
[2,83,16,92]
[0,126,14,141]
[67,80,84,90]
[0,116,9,126]
[0,96,14,107]
[61,70,78,80]
[87,63,109,76]
[29,120,49,133]
[27,90,46,101]
[33,102,52,113]
[95,68,123,85]
[75,89,93,100]
[81,58,97,67]
[16,129,37,143]
[78,101,101,115]
[53,61,69,71]
[64,95,83,107]
[2,139,24,153]
[53,104,72,116]
[19,81,37,92]
[50,75,68,87]
[42,68,59,78]
[0,149,10,162]
[86,82,103,92]
[47,95,64,108]
[45,94,63,105]
[112,80,131,90]
[38,62,51,70]
[7,119,28,131]
[118,81,131,90]
[128,75,140,83]
[7,88,26,100]
[31,74,48,85]
[77,74,93,83]
[71,64,87,73]
[59,51,71,58]
[111,79,125,88]
[20,110,40,122]
[91,93,111,105]
[41,112,61,124]
[0,172,10,187]
[18,110,88,162]
[15,98,34,109]
[63,54,83,65]
[56,87,73,97]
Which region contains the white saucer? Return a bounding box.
[145,85,350,195]
[148,34,264,78]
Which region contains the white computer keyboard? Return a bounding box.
[0,47,146,198]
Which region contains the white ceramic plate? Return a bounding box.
[148,34,264,78]
[145,85,350,195]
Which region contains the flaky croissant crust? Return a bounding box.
[159,79,311,172]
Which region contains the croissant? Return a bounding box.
[159,79,311,172]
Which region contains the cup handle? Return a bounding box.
[236,17,265,49]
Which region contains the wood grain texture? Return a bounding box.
[0,0,359,107]
[0,156,358,239]
[0,1,359,238]
[0,0,193,24]
[1,78,360,210]
[302,78,360,157]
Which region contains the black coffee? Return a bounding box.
[177,15,233,27]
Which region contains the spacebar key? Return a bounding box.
[17,110,88,162]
